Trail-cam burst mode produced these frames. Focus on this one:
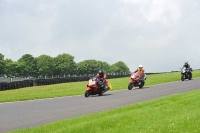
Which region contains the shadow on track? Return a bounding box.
[129,86,150,90]
[89,94,112,97]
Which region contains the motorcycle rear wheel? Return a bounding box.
[139,81,144,88]
[128,83,133,90]
[85,90,90,97]
[188,73,192,80]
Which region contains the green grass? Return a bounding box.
[1,70,200,103]
[8,89,200,133]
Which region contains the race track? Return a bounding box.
[1,78,200,132]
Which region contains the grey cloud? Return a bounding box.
[0,0,200,72]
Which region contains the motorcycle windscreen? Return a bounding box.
[131,73,139,79]
[131,73,136,78]
[88,79,96,86]
[182,67,187,73]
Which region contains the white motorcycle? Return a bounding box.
[181,67,192,81]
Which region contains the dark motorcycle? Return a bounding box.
[85,77,110,97]
[181,67,192,81]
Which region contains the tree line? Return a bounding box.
[0,53,130,78]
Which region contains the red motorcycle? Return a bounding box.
[85,77,110,97]
[128,72,145,90]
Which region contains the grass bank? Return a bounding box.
[8,89,200,133]
[1,70,200,103]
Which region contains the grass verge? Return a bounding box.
[1,70,200,103]
[8,89,200,133]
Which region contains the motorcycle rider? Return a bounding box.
[181,61,192,76]
[95,69,107,91]
[134,65,146,80]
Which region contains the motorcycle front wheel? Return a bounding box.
[85,90,90,97]
[181,74,185,81]
[188,73,192,80]
[128,83,133,90]
[139,81,144,88]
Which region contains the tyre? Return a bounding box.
[85,90,90,97]
[188,75,191,80]
[128,83,133,90]
[189,73,192,80]
[139,81,144,88]
[181,74,185,81]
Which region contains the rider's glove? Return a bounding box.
[100,78,104,81]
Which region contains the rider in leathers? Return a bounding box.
[181,61,192,77]
[134,65,146,81]
[95,69,107,91]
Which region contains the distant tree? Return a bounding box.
[0,53,5,75]
[4,59,15,77]
[4,59,25,77]
[53,53,76,76]
[76,60,111,75]
[36,55,54,77]
[110,61,130,74]
[100,61,111,73]
[110,65,120,74]
[16,61,26,76]
[77,60,99,75]
[76,61,87,75]
[1,52,130,77]
[18,54,38,77]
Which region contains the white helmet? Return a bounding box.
[139,65,143,68]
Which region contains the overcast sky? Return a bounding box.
[0,0,200,72]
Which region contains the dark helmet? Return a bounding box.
[98,69,104,77]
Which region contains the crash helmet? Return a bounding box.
[98,69,104,77]
[185,61,188,65]
[139,65,143,69]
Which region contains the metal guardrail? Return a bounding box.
[0,78,29,83]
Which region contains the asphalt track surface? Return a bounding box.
[1,78,200,132]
